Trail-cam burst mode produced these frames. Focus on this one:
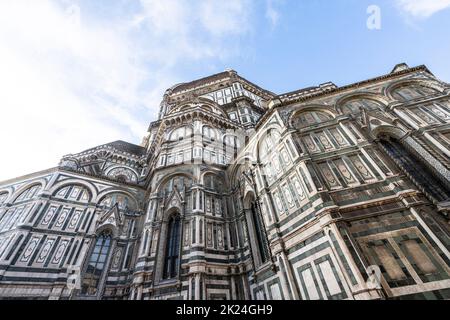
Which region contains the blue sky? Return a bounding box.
[0,0,450,181]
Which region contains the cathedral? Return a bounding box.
[0,63,449,300]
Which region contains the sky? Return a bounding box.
[0,0,450,181]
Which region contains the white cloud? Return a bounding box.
[199,0,252,36]
[396,0,450,19]
[0,0,144,181]
[0,0,254,181]
[266,0,282,28]
[135,0,253,65]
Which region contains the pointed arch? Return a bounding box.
[95,222,119,238]
[228,156,257,189]
[162,209,181,279]
[80,229,114,297]
[257,128,282,163]
[243,191,270,266]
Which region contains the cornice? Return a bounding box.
[167,70,275,101]
[57,168,147,191]
[0,167,58,187]
[255,65,431,130]
[277,65,430,106]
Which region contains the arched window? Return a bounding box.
[244,193,269,266]
[202,126,217,140]
[142,230,150,255]
[81,230,113,296]
[251,201,269,264]
[162,176,193,194]
[292,110,333,130]
[204,174,225,193]
[54,185,91,203]
[258,130,282,182]
[259,130,281,160]
[392,84,439,101]
[14,185,41,203]
[169,126,192,141]
[116,175,128,183]
[224,135,241,149]
[341,99,384,115]
[99,193,137,211]
[107,167,138,184]
[163,215,181,279]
